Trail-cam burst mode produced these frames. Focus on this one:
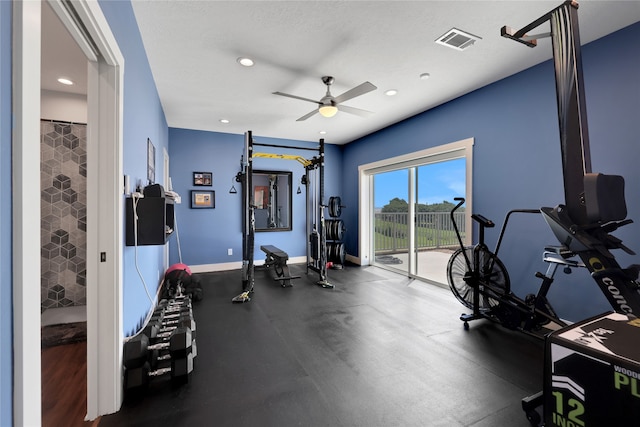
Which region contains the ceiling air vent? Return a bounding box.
[435,28,481,51]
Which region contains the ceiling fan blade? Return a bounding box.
[296,108,319,121]
[273,91,321,105]
[337,104,374,117]
[333,81,377,104]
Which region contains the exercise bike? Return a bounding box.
[446,197,584,337]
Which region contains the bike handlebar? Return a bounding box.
[450,198,468,264]
[452,197,465,212]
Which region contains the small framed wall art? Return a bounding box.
[191,190,215,209]
[193,172,212,186]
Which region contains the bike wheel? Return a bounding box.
[447,246,510,311]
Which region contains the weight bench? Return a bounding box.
[260,245,300,287]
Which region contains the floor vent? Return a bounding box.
[435,28,481,51]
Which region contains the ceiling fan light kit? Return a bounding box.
[319,105,338,118]
[273,75,377,121]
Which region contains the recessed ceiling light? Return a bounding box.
[319,131,327,135]
[385,89,398,96]
[420,73,431,80]
[220,119,230,124]
[57,78,74,85]
[236,57,254,67]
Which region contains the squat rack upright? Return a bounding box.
[231,131,333,303]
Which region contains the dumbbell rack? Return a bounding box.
[326,196,346,268]
[123,295,197,397]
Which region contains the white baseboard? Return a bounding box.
[346,253,362,266]
[189,256,308,274]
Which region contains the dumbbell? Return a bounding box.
[124,326,194,392]
[145,297,193,326]
[125,325,194,368]
[140,297,197,360]
[143,311,196,344]
[158,295,192,310]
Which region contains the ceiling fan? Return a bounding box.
[273,76,377,121]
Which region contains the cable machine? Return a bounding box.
[303,137,333,288]
[232,131,333,303]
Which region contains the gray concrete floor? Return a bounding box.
[375,249,454,285]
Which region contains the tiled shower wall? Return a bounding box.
[41,120,87,312]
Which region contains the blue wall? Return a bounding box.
[168,128,343,267]
[98,0,169,336]
[343,22,640,322]
[0,1,11,424]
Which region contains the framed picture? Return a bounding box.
[193,172,212,186]
[147,138,155,183]
[191,190,215,209]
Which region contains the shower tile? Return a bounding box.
[42,242,60,259]
[61,242,77,259]
[41,120,87,312]
[53,174,71,190]
[51,229,69,245]
[62,188,78,204]
[42,186,61,204]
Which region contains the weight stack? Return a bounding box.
[326,196,346,267]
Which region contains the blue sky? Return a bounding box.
[374,158,465,208]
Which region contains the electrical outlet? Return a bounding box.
[228,248,233,256]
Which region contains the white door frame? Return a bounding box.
[12,3,43,425]
[12,0,124,423]
[357,138,474,267]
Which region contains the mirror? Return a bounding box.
[253,170,292,231]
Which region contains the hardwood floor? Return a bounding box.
[41,341,101,427]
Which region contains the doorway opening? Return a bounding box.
[13,0,124,423]
[40,2,89,424]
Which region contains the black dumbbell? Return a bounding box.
[124,355,194,392]
[124,327,194,392]
[151,306,192,325]
[143,312,196,344]
[158,296,192,310]
[146,298,193,324]
[124,326,192,368]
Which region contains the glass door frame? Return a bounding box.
[358,138,474,279]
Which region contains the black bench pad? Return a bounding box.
[260,245,298,287]
[260,245,289,261]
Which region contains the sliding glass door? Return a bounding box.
[373,169,409,274]
[361,139,472,285]
[413,159,466,283]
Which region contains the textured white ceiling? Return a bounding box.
[43,1,640,145]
